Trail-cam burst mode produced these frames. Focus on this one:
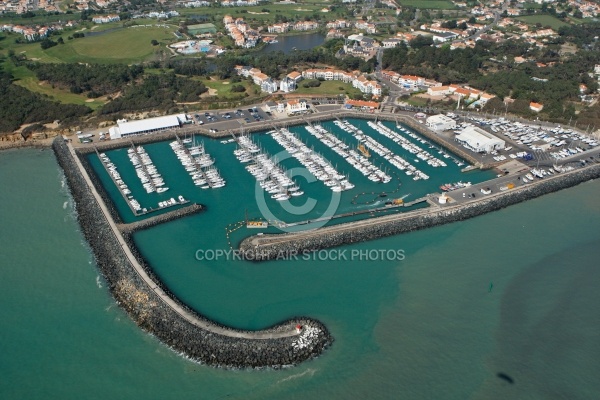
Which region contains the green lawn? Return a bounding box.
[515,15,570,30]
[398,0,457,10]
[176,4,343,23]
[202,78,261,100]
[406,95,428,107]
[49,26,176,63]
[2,25,177,65]
[294,80,362,97]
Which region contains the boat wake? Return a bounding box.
[276,368,317,385]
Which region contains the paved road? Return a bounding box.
[67,141,299,340]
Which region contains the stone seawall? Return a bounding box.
[52,137,332,369]
[240,164,600,260]
[119,204,205,234]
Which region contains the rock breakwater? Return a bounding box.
[52,137,332,368]
[119,203,205,234]
[240,163,600,260]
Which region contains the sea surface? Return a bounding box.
[1,143,600,399]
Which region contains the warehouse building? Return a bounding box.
[455,126,505,153]
[109,114,188,140]
[426,114,457,131]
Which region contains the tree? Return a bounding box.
[151,39,159,46]
[40,38,58,50]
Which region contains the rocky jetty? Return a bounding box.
[119,204,205,234]
[240,163,600,260]
[52,137,332,369]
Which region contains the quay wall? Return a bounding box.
[78,111,481,169]
[240,163,600,260]
[52,137,332,369]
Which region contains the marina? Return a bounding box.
[85,117,498,228]
[170,134,226,189]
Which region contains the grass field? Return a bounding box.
[202,78,261,100]
[398,0,457,10]
[515,15,570,30]
[176,4,343,23]
[522,2,542,9]
[2,25,177,65]
[50,26,176,63]
[294,80,362,97]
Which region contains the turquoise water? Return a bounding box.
[88,119,495,227]
[2,146,600,399]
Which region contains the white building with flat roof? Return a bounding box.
[455,126,505,153]
[109,114,187,140]
[426,114,457,131]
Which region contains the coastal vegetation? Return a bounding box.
[0,68,91,133]
[26,62,144,97]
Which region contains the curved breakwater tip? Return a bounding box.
[51,137,333,369]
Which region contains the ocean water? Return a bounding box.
[1,147,599,399]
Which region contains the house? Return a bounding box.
[279,77,296,93]
[382,38,402,48]
[286,71,303,83]
[530,102,544,112]
[427,86,451,96]
[344,99,380,110]
[398,75,423,89]
[264,101,278,112]
[432,31,456,43]
[479,93,496,104]
[454,88,471,98]
[261,78,279,94]
[92,14,120,24]
[286,99,308,114]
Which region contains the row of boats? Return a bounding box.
[307,124,391,184]
[396,124,464,167]
[234,135,303,201]
[127,146,169,194]
[271,128,354,192]
[342,120,430,181]
[159,195,186,208]
[440,181,472,192]
[99,152,146,213]
[371,121,447,168]
[170,139,226,189]
[333,120,392,183]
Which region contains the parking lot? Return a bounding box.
[190,107,274,132]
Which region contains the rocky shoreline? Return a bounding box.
[240,163,600,260]
[52,137,333,369]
